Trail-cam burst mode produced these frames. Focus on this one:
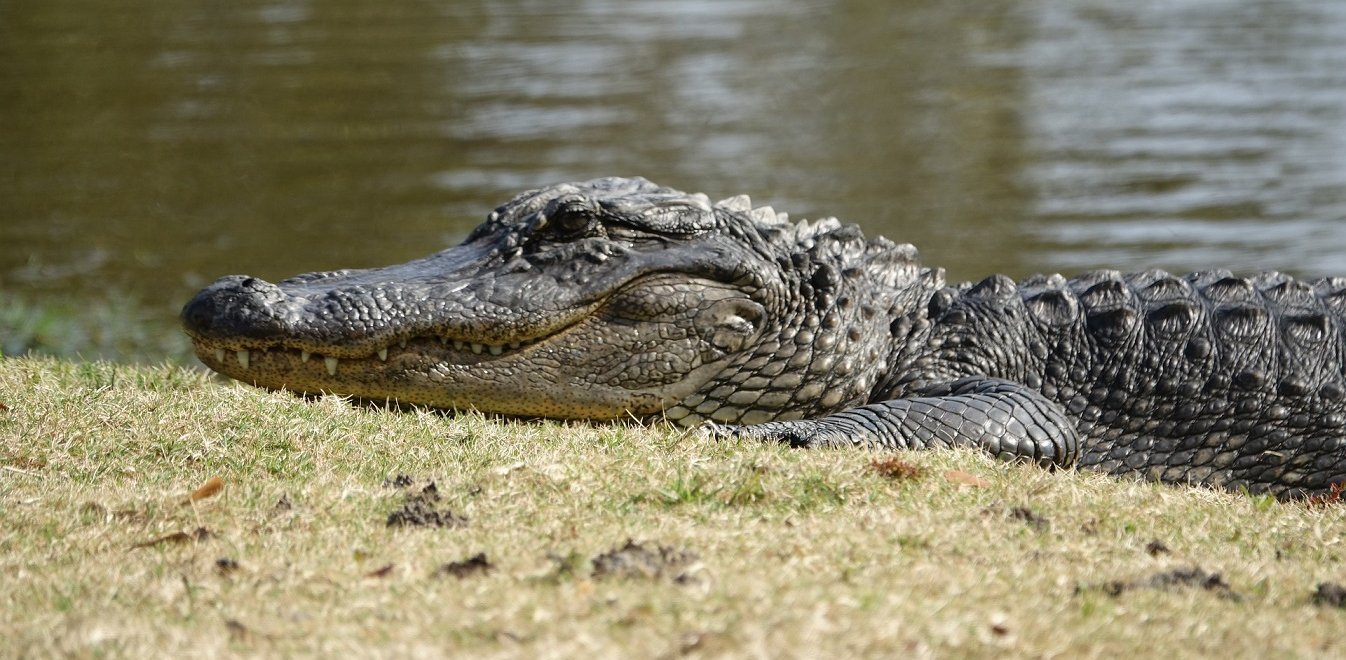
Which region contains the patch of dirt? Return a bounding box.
[870,456,926,481]
[225,619,250,642]
[591,539,699,583]
[385,479,467,529]
[1008,506,1050,532]
[224,618,278,642]
[386,498,467,528]
[131,527,213,549]
[215,557,240,576]
[1145,539,1171,556]
[1082,566,1242,601]
[984,502,1050,532]
[1312,582,1346,608]
[383,473,414,488]
[1079,518,1099,536]
[1307,482,1344,508]
[438,552,493,579]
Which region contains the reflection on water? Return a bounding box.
[1021,0,1346,273]
[2,0,1345,326]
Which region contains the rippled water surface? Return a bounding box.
[3,0,1346,326]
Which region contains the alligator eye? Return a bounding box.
[543,199,603,238]
[551,208,591,235]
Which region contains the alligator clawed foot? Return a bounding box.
[699,420,841,449]
[696,421,744,441]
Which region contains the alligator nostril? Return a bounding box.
[181,274,289,339]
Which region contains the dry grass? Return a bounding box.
[2,355,1344,658]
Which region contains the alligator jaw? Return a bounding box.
[184,271,745,419]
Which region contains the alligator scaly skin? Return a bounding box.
[731,267,1346,497]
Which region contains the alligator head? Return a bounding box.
[182,177,937,423]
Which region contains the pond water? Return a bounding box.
[4,0,1346,351]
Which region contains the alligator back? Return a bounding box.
[908,269,1346,496]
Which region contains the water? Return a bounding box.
[3,0,1346,350]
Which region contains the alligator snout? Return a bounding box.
[181,275,292,343]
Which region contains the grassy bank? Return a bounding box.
[1,356,1344,657]
[0,292,193,364]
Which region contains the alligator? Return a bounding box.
[181,177,1346,499]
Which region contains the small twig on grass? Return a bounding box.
[1,465,41,478]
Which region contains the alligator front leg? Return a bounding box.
[715,377,1081,468]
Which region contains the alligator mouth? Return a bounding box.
[182,267,609,381]
[193,332,551,378]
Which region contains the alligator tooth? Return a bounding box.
[215,349,226,363]
[378,348,388,361]
[325,356,338,376]
[237,350,250,369]
[470,343,484,354]
[400,338,407,348]
[509,341,521,349]
[453,340,465,350]
[301,351,311,362]
[489,345,503,356]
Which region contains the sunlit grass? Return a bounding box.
[1,356,1343,657]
